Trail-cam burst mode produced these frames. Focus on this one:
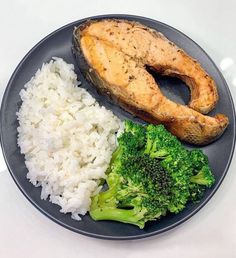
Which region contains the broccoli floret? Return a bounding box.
[189,183,205,202]
[124,120,146,137]
[188,150,215,201]
[190,150,209,171]
[90,153,171,228]
[106,121,146,175]
[144,124,194,213]
[90,120,215,228]
[116,120,146,156]
[190,166,215,187]
[144,124,181,158]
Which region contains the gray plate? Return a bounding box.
[0,14,235,240]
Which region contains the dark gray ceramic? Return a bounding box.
[0,15,235,240]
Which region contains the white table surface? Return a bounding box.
[1,1,236,257]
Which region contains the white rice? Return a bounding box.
[17,58,122,220]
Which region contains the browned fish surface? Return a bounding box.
[77,19,218,114]
[74,19,228,144]
[74,32,228,145]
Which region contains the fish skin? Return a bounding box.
[77,19,218,114]
[73,22,229,145]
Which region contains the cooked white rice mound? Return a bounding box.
[17,58,121,220]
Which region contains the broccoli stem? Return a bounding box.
[150,149,169,159]
[90,206,146,228]
[110,146,122,164]
[90,186,148,228]
[96,188,116,206]
[190,175,206,185]
[106,147,122,175]
[144,138,152,154]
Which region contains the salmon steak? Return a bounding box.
[76,19,219,114]
[73,19,229,145]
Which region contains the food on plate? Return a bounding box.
[74,19,218,114]
[16,57,215,228]
[17,58,121,220]
[73,32,229,145]
[90,120,214,228]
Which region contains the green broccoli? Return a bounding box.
[90,154,171,228]
[89,120,215,228]
[188,149,215,201]
[190,166,215,187]
[144,124,194,213]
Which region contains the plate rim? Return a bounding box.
[0,14,235,240]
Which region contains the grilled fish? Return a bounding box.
[76,19,218,114]
[73,20,229,144]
